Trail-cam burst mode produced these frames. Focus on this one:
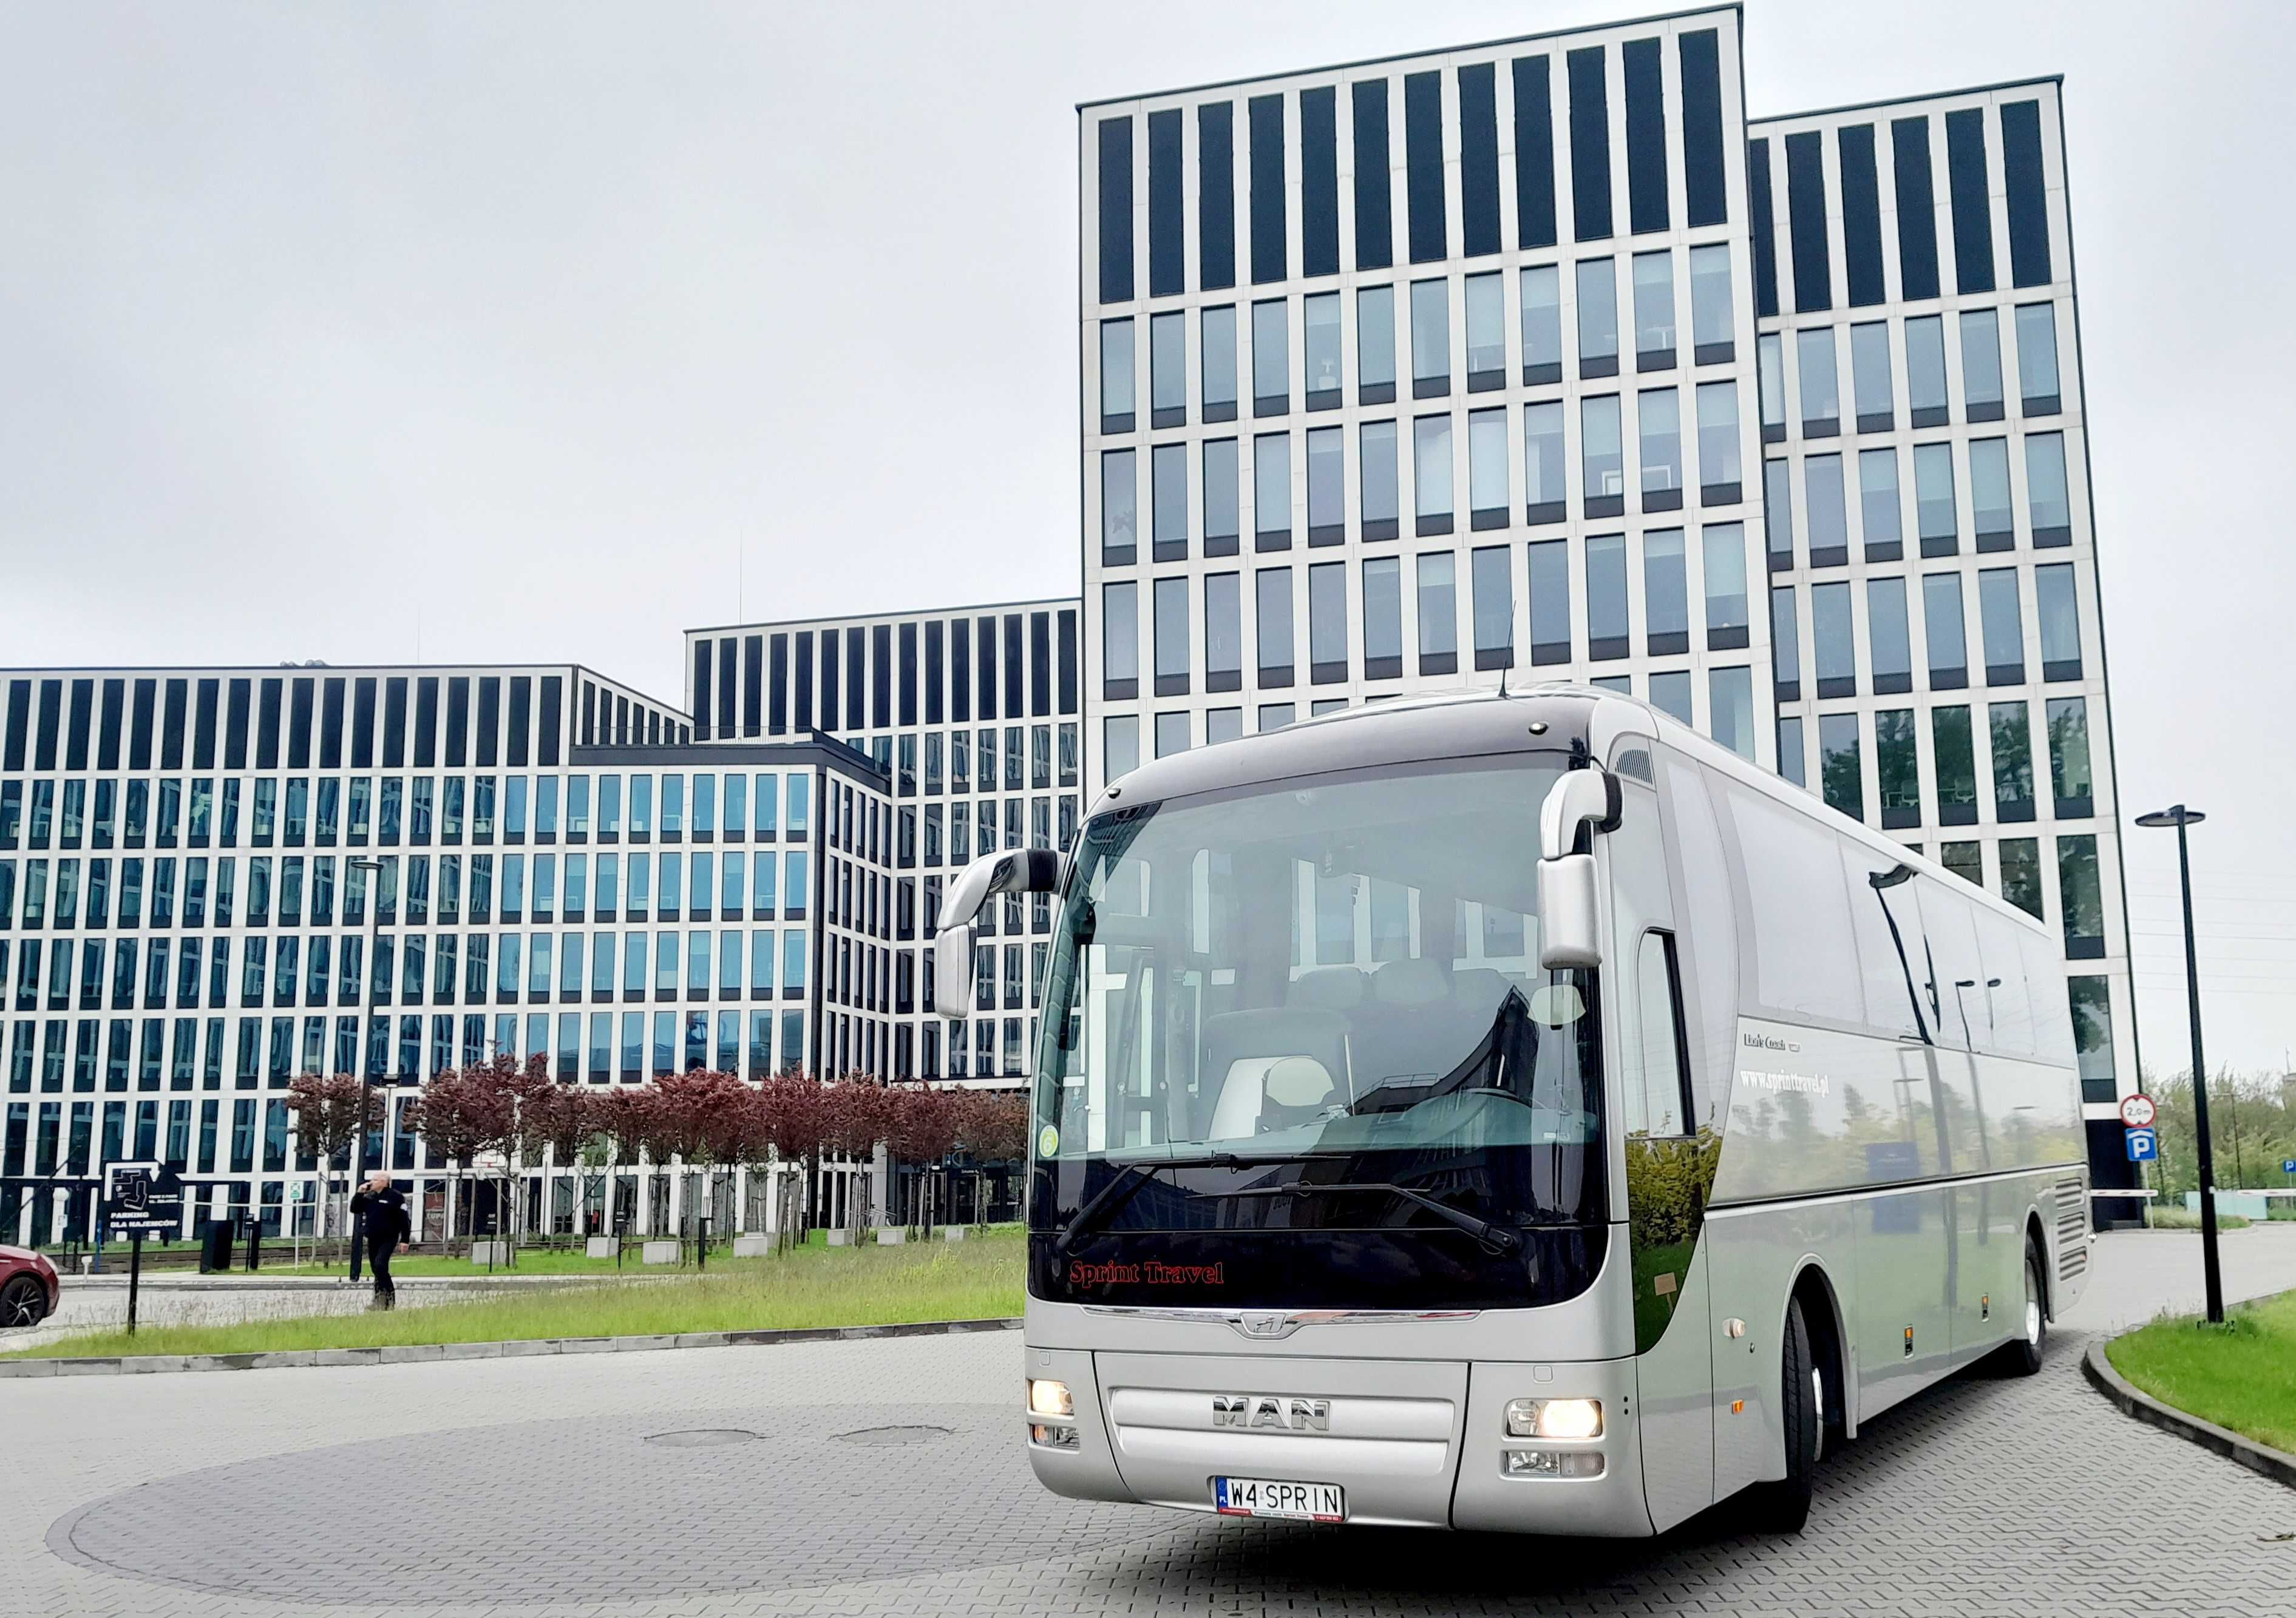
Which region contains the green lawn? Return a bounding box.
[256,1225,1019,1278]
[2105,1288,2296,1455]
[6,1229,1026,1361]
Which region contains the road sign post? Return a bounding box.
[104,1162,185,1339]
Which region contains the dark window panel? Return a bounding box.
[1566,46,1611,243]
[64,679,92,771]
[1677,30,1727,228]
[1030,611,1051,717]
[1838,124,1886,307]
[1299,87,1339,278]
[1785,131,1830,314]
[98,679,124,770]
[947,621,966,725]
[324,677,349,768]
[160,679,187,770]
[921,622,942,726]
[291,677,318,770]
[440,677,464,765]
[348,678,373,768]
[1404,71,1445,263]
[32,679,60,771]
[793,631,815,729]
[898,624,918,728]
[1097,115,1133,305]
[873,622,894,730]
[2000,100,2051,287]
[1198,102,1236,290]
[1351,80,1392,270]
[191,677,219,770]
[1512,55,1557,249]
[1456,63,1501,257]
[1944,107,1994,295]
[381,677,406,768]
[744,634,766,736]
[1147,107,1185,297]
[505,676,529,768]
[1004,613,1024,719]
[976,615,998,722]
[1249,93,1287,285]
[1058,609,1079,715]
[719,637,738,737]
[769,632,789,734]
[474,676,498,765]
[818,629,839,732]
[847,628,865,731]
[537,676,561,767]
[256,679,283,770]
[1748,138,1778,317]
[692,640,713,740]
[1,680,27,771]
[1620,38,1668,235]
[1892,116,1940,302]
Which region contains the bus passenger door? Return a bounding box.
[1622,928,1716,1532]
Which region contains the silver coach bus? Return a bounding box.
[933,687,2089,1536]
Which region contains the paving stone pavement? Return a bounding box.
[5,1227,2294,1618]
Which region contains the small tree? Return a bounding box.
[285,1072,382,1249]
[529,1083,609,1241]
[821,1077,892,1241]
[954,1091,1030,1225]
[758,1073,829,1251]
[406,1066,514,1254]
[886,1086,961,1234]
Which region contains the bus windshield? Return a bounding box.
[1028,753,1607,1304]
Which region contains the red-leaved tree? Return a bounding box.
[285,1072,384,1242]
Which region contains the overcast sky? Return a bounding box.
[1,1,2289,1075]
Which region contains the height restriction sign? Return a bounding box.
[2119,1093,2157,1129]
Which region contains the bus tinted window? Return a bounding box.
[1916,878,1989,1051]
[1976,908,2034,1057]
[1838,841,1928,1040]
[1723,785,1864,1026]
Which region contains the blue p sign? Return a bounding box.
[2283,1158,2296,1176]
[2125,1128,2158,1162]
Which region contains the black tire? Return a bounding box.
[1745,1296,1819,1535]
[0,1273,47,1330]
[1993,1244,2047,1378]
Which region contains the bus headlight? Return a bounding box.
[1504,1448,1606,1478]
[1504,1397,1602,1439]
[1028,1379,1074,1418]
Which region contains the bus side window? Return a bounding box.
[1626,930,1693,1137]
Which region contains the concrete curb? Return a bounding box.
[2082,1338,2296,1491]
[0,1316,1021,1379]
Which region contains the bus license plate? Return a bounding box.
[1214,1476,1345,1522]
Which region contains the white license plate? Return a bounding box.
[1214,1475,1345,1522]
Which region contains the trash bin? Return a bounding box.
[199,1220,236,1274]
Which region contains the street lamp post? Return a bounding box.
[2135,805,2223,1325]
[347,856,384,1284]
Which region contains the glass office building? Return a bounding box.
[1077,7,2137,1186]
[0,661,904,1244]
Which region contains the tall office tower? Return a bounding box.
[684,600,1085,1088]
[1078,7,2136,1182]
[0,662,905,1245]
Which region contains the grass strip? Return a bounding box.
[7,1231,1024,1360]
[2104,1288,2296,1455]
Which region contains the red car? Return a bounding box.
[0,1246,59,1329]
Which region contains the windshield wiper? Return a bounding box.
[1051,1150,1284,1257]
[1226,1180,1524,1256]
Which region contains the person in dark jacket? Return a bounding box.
[349,1173,411,1310]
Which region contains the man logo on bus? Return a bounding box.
[1212,1395,1330,1432]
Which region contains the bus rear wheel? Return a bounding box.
[1745,1296,1818,1535]
[1992,1243,2047,1378]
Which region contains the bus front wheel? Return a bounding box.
[1745,1297,1818,1535]
[1992,1243,2048,1378]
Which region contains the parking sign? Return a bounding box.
[2125,1128,2159,1162]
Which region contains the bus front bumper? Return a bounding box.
[1023,1346,1654,1536]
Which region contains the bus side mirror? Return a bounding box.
[1538,770,1618,970]
[934,848,1063,1021]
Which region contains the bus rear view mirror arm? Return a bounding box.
[933,848,1064,1022]
[1538,770,1620,970]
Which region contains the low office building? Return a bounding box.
[0,662,904,1243]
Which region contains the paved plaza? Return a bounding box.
[6,1228,2294,1617]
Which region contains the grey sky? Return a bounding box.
[2,1,2289,1074]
